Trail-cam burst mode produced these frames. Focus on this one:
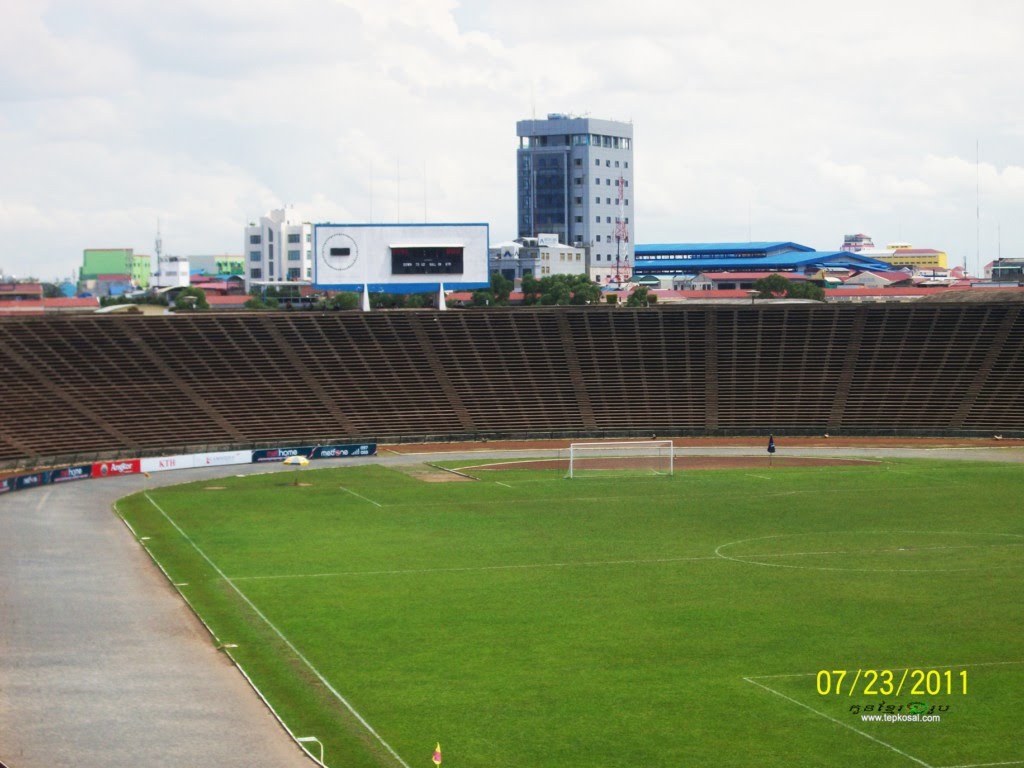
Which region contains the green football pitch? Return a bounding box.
[117,458,1024,768]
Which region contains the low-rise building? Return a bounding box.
[490,234,587,281]
[81,248,151,289]
[152,256,191,289]
[244,207,314,290]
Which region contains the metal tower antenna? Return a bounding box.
[613,174,631,284]
[976,138,980,277]
[155,218,163,260]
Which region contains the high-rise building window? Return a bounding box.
[287,268,301,280]
[606,198,611,204]
[288,250,301,261]
[574,158,582,167]
[597,235,602,242]
[574,196,583,205]
[595,196,600,204]
[250,268,262,278]
[595,216,600,223]
[249,234,261,244]
[575,215,583,223]
[594,159,600,166]
[268,230,273,242]
[594,177,601,185]
[249,251,261,262]
[288,233,301,243]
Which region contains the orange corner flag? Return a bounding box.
[432,743,442,766]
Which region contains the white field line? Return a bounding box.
[747,660,1024,680]
[715,531,1024,573]
[745,474,772,480]
[143,493,410,768]
[35,488,52,512]
[937,761,1024,768]
[744,677,934,768]
[231,554,724,582]
[495,482,513,488]
[729,542,1024,560]
[338,485,383,507]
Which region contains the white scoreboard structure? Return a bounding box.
[312,223,490,293]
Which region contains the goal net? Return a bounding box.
[567,441,675,479]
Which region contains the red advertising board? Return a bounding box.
[92,459,141,478]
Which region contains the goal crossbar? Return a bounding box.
[567,440,675,478]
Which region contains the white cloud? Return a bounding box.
[3,0,1024,279]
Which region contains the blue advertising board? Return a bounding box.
[0,477,12,494]
[251,446,316,463]
[312,444,377,460]
[15,471,51,491]
[50,464,93,483]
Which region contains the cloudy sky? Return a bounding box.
[3,0,1022,280]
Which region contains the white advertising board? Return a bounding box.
[141,455,197,473]
[196,450,253,467]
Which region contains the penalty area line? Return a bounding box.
[232,554,726,581]
[338,485,383,507]
[744,677,933,768]
[142,492,410,768]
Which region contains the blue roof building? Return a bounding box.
[633,242,895,275]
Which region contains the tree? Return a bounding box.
[174,287,209,310]
[405,293,427,309]
[787,281,826,301]
[521,273,600,306]
[521,274,540,305]
[752,274,825,302]
[753,274,792,299]
[317,292,358,311]
[370,292,405,309]
[489,272,513,305]
[470,290,493,308]
[244,296,279,310]
[626,286,651,307]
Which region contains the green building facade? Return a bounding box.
[81,248,151,288]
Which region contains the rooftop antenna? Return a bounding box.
[155,218,163,260]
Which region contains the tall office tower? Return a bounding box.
[517,114,634,282]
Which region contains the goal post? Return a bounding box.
[567,440,675,478]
